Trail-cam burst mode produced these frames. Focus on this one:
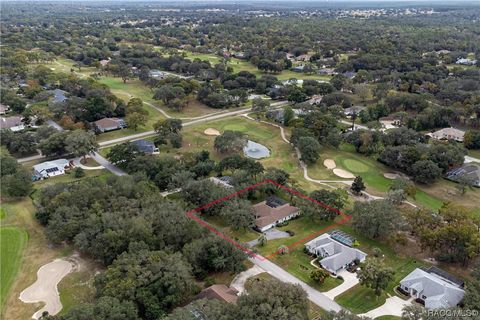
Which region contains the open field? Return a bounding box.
[0,227,28,310]
[171,49,332,82]
[58,269,95,315]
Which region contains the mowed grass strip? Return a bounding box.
[0,227,28,309]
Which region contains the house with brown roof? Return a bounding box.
[93,117,127,133]
[253,196,300,232]
[0,116,25,132]
[196,284,238,304]
[0,104,10,115]
[429,127,465,142]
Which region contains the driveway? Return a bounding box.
[249,255,343,312]
[359,296,413,318]
[230,265,265,294]
[247,228,290,247]
[323,270,359,299]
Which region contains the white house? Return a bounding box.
[399,267,465,309]
[33,159,70,179]
[305,231,367,274]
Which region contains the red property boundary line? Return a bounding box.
[185,179,352,262]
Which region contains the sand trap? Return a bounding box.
[204,128,220,136]
[19,259,73,319]
[323,159,336,170]
[333,168,355,179]
[384,173,401,180]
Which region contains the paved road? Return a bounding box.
[90,152,126,176]
[99,106,255,147]
[249,255,343,312]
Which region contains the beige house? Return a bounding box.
[430,128,465,142]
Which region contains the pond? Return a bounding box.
[244,140,270,159]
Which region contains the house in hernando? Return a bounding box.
[445,163,480,187]
[429,127,465,142]
[0,116,25,132]
[0,104,10,115]
[131,139,159,155]
[32,159,70,180]
[305,231,367,274]
[93,117,127,133]
[253,196,300,232]
[209,176,234,189]
[196,284,238,304]
[399,267,465,309]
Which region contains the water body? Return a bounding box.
[244,140,270,159]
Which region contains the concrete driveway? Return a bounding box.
[247,228,290,247]
[359,296,413,318]
[324,270,359,299]
[230,265,265,294]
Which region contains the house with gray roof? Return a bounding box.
[52,89,68,103]
[399,267,465,309]
[445,163,480,187]
[0,116,25,132]
[305,232,367,274]
[131,139,159,154]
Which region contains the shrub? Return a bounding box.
[73,167,85,178]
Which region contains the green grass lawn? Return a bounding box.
[335,285,388,314]
[0,208,6,220]
[33,169,110,188]
[58,270,95,315]
[180,50,332,82]
[0,227,28,309]
[201,215,260,243]
[376,316,402,320]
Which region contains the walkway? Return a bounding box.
[249,255,343,312]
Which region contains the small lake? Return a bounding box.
[244,140,270,159]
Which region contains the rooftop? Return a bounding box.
[196,285,238,304]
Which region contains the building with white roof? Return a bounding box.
[305,231,367,274]
[33,159,70,179]
[399,267,465,309]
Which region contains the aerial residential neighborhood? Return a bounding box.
[1,1,479,320]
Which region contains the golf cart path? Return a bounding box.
[19,259,73,319]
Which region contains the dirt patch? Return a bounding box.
[204,128,220,136]
[19,258,76,319]
[323,159,336,170]
[333,168,355,179]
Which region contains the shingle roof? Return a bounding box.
[196,285,238,304]
[305,233,367,273]
[431,127,465,141]
[253,199,300,229]
[0,116,23,129]
[400,268,465,309]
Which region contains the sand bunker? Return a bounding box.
[19,259,73,319]
[384,173,401,180]
[204,128,220,136]
[323,159,336,170]
[333,168,355,179]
